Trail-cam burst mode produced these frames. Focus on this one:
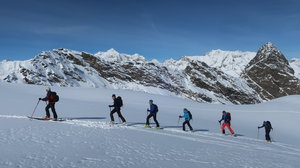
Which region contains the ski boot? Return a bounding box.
[43,116,51,120]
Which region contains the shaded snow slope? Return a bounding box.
[0,82,299,167]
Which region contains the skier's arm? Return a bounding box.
[258,124,265,129]
[41,92,50,101]
[218,116,224,123]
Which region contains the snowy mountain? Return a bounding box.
[0,48,261,104]
[0,82,300,168]
[0,42,300,104]
[242,42,300,100]
[183,49,256,77]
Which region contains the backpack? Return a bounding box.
[50,92,59,102]
[265,121,272,129]
[117,96,123,107]
[225,112,231,122]
[187,111,193,120]
[153,104,159,113]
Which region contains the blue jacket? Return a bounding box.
[182,111,191,121]
[149,104,158,114]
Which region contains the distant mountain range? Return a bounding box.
[1,42,300,104]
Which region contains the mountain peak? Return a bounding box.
[253,42,287,63]
[261,42,278,52]
[106,48,119,55]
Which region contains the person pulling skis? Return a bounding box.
[39,88,59,121]
[218,110,235,135]
[258,121,273,142]
[179,108,193,132]
[145,100,160,129]
[109,94,126,124]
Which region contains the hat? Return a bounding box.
[149,100,153,103]
[222,110,226,113]
[112,94,116,97]
[45,87,51,92]
[183,108,188,112]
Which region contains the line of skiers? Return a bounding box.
[37,88,273,142]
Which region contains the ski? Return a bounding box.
[143,126,163,130]
[27,116,65,121]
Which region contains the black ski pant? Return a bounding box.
[46,103,57,119]
[183,120,193,131]
[265,129,271,141]
[110,108,126,122]
[146,113,159,127]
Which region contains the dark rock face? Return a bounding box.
[242,42,300,100]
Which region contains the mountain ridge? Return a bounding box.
[1,43,299,104]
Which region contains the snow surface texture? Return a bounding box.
[0,82,299,168]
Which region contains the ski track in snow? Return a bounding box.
[0,115,299,168]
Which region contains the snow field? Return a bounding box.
[0,82,300,168]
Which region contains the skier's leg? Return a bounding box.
[266,130,271,141]
[221,123,226,134]
[187,120,193,131]
[45,104,51,118]
[110,108,117,122]
[116,108,126,122]
[226,124,235,134]
[182,120,187,131]
[146,114,152,125]
[153,113,159,127]
[50,104,58,119]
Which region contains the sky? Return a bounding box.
[1,0,300,61]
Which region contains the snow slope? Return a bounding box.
[183,49,256,77]
[290,58,300,79]
[0,82,300,168]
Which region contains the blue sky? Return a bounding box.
[1,0,300,61]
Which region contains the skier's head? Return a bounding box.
[222,110,226,114]
[45,87,51,92]
[183,108,188,113]
[112,94,116,100]
[149,100,153,104]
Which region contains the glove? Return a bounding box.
[179,116,182,118]
[39,98,42,100]
[258,127,259,129]
[109,105,113,107]
[147,109,150,112]
[218,120,221,123]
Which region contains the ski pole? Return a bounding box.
[178,117,181,126]
[257,128,260,139]
[30,100,40,118]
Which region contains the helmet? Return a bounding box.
[149,100,153,103]
[112,94,116,97]
[222,110,226,114]
[183,108,188,112]
[45,87,51,92]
